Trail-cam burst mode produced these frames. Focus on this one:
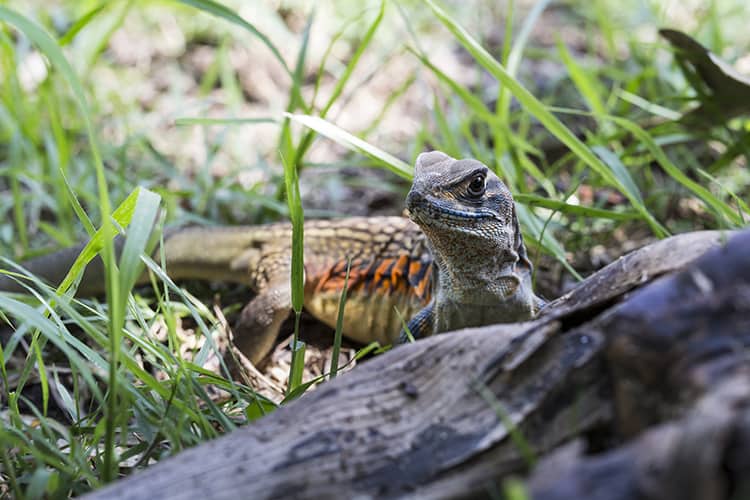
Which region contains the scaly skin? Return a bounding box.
[0,217,433,364]
[175,217,434,364]
[404,151,541,338]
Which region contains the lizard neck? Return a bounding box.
[428,234,536,332]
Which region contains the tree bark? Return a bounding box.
[85,229,748,500]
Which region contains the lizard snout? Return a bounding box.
[405,189,426,214]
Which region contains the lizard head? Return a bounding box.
[406,151,533,303]
[406,151,519,249]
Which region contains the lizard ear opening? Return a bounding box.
[512,204,533,272]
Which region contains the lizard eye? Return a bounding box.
[467,175,486,197]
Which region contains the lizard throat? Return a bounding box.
[435,255,521,303]
[408,199,522,303]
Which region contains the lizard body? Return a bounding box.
[171,217,433,360]
[0,217,433,364]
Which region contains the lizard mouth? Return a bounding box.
[406,190,499,232]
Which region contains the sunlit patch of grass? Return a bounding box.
[0,2,293,494]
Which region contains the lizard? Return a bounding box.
[0,151,540,364]
[403,150,541,338]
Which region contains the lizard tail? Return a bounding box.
[161,225,285,285]
[0,242,104,294]
[0,225,285,295]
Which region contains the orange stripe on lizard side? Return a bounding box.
[391,254,410,295]
[373,258,395,286]
[312,257,369,295]
[408,260,421,280]
[390,254,408,283]
[413,263,432,300]
[311,253,432,303]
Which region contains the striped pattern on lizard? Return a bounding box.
[163,216,433,363]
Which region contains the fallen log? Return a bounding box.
[85,229,747,499]
[531,226,750,500]
[530,375,750,500]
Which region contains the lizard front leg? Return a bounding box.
[400,300,435,343]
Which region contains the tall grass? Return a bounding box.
[0,0,748,496]
[0,2,294,495]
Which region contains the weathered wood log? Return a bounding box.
[530,226,750,500]
[530,376,750,500]
[85,229,746,500]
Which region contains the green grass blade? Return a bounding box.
[8,137,27,251]
[174,117,278,126]
[58,2,109,46]
[422,0,666,237]
[245,398,278,422]
[289,337,305,395]
[514,194,639,221]
[320,1,384,118]
[496,0,552,154]
[57,188,141,294]
[557,40,607,118]
[32,340,49,416]
[516,205,581,280]
[310,8,369,108]
[394,306,415,343]
[176,0,291,77]
[292,2,384,165]
[280,154,304,314]
[78,0,133,72]
[282,372,324,403]
[329,258,351,380]
[410,48,500,128]
[0,438,21,499]
[217,37,243,107]
[59,169,96,236]
[474,381,536,467]
[286,114,413,179]
[281,142,305,394]
[431,95,461,158]
[616,89,682,120]
[696,168,749,221]
[506,0,552,78]
[117,188,161,296]
[590,146,644,206]
[289,10,313,114]
[359,73,417,139]
[503,478,531,500]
